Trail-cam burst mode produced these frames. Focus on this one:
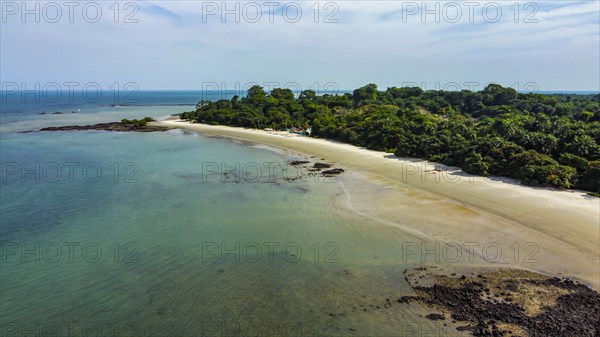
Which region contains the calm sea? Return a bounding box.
[1,91,477,336]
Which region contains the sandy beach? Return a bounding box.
[157,119,600,289]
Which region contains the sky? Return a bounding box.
[1,0,599,92]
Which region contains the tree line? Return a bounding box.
[181,84,600,195]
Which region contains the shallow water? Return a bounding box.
[1,107,477,336]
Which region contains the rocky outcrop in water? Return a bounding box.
[397,267,600,337]
[22,122,173,133]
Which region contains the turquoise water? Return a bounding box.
[0,96,466,336]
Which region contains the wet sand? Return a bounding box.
[156,120,600,289]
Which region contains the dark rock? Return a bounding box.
[313,162,331,169]
[425,313,445,321]
[406,271,600,337]
[321,168,344,176]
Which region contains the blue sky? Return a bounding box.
[1,0,599,91]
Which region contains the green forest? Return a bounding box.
[181,84,600,194]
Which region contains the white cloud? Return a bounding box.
[1,0,598,90]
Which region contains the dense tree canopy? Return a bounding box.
[181,84,600,193]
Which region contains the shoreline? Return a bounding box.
[156,119,600,289]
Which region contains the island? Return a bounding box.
[26,117,173,133]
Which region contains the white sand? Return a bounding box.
[157,119,600,289]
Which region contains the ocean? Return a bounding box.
[0,91,460,336]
